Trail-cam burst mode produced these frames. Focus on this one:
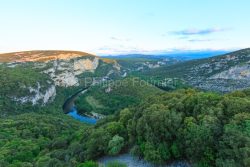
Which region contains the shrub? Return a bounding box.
[77,161,98,167]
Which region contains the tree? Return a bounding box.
[85,128,111,159]
[180,116,219,166]
[119,108,132,126]
[108,135,125,155]
[105,122,127,138]
[143,142,162,164]
[216,113,250,167]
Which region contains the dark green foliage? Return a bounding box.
[1,74,250,167]
[125,89,250,166]
[0,112,88,166]
[84,128,112,159]
[72,88,250,166]
[216,113,250,167]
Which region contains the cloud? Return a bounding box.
[110,37,120,40]
[171,28,229,36]
[95,45,171,55]
[188,39,212,42]
[110,36,131,42]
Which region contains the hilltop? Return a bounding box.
[0,50,97,62]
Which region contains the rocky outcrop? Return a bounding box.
[74,57,99,74]
[12,82,56,105]
[210,64,250,80]
[43,57,100,87]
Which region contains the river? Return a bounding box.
[67,107,97,124]
[63,87,98,124]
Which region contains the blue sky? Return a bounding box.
[0,0,249,55]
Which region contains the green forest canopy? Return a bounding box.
[1,88,250,166]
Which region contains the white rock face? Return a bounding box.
[43,85,56,104]
[210,65,250,80]
[113,61,121,70]
[12,82,56,105]
[74,57,99,75]
[55,71,79,87]
[43,57,100,87]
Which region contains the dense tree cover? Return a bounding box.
[130,89,250,166]
[77,89,250,166]
[0,113,89,167]
[1,85,250,166]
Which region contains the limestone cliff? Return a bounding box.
[0,50,120,106]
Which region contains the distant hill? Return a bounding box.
[103,54,183,75]
[141,48,250,92]
[102,50,228,60]
[103,50,229,78]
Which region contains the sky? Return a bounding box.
[0,0,250,55]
